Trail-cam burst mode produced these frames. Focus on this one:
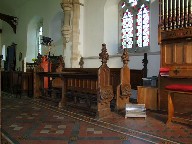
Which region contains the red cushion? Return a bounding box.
[165,84,192,92]
[159,67,170,73]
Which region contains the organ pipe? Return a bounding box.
[160,0,192,30]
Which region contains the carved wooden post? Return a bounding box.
[57,55,65,72]
[79,57,84,68]
[59,76,67,108]
[142,53,148,78]
[116,48,131,112]
[0,55,2,97]
[33,54,43,98]
[97,44,114,119]
[0,55,3,69]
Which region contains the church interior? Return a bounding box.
[0,0,192,143]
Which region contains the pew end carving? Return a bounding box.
[97,44,114,118]
[116,48,131,112]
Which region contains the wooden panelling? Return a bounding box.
[173,43,183,64]
[1,71,33,96]
[163,43,173,65]
[184,41,192,64]
[137,86,158,110]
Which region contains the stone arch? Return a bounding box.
[26,16,43,62]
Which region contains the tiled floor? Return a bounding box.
[1,92,192,144]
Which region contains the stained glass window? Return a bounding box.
[128,0,138,7]
[38,26,43,54]
[136,4,149,47]
[119,0,150,53]
[121,9,133,49]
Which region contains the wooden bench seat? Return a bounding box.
[165,84,192,125]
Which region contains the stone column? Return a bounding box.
[61,0,73,43]
[71,0,81,67]
[61,0,82,68]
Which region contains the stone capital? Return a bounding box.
[61,0,73,11]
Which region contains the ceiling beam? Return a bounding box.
[0,13,18,33]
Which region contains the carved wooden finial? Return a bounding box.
[79,57,84,68]
[36,53,42,65]
[121,48,129,65]
[55,55,65,71]
[59,55,65,69]
[99,43,109,65]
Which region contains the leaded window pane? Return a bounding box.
[121,2,126,8]
[119,0,150,52]
[121,9,133,49]
[136,4,150,47]
[128,0,137,7]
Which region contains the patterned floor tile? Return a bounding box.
[1,92,192,144]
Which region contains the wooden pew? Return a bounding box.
[35,44,114,118]
[30,53,128,101]
[33,44,145,118]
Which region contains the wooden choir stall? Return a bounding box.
[34,44,114,118]
[159,0,192,125]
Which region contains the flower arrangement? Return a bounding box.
[32,58,37,62]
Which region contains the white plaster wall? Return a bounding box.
[26,16,42,63]
[104,0,119,55]
[83,0,107,57]
[50,11,63,56]
[1,0,63,69]
[83,0,160,77]
[150,0,160,52]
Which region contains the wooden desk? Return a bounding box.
[137,86,158,110]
